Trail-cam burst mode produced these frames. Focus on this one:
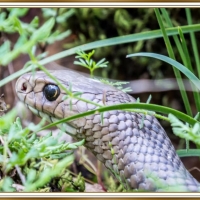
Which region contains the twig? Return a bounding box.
[188,167,200,173]
[12,183,25,192]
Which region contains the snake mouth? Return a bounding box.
[26,103,53,122]
[25,104,77,137]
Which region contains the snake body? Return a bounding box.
[15,69,200,191]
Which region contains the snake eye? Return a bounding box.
[43,84,60,101]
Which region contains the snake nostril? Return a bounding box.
[21,82,27,91]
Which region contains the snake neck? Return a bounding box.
[74,109,200,191]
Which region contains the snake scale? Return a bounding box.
[15,69,200,192]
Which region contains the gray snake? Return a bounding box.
[15,69,200,192]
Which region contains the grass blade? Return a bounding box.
[186,8,200,78]
[1,23,200,87]
[39,23,200,66]
[160,8,200,112]
[37,102,197,132]
[126,52,200,91]
[154,8,192,116]
[177,149,200,157]
[178,27,200,112]
[160,9,187,64]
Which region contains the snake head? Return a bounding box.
[16,69,135,118]
[15,70,78,119]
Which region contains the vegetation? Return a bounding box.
[0,8,200,192]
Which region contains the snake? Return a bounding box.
[15,68,200,192]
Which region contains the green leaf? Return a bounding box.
[1,177,15,192]
[12,17,23,35]
[169,113,200,145]
[31,18,55,42]
[50,152,73,159]
[42,8,57,17]
[0,40,35,66]
[0,41,10,56]
[30,16,39,28]
[0,109,17,130]
[0,12,6,22]
[26,169,37,184]
[24,155,74,191]
[57,8,75,23]
[47,30,71,44]
[14,35,27,49]
[8,8,29,18]
[96,58,106,66]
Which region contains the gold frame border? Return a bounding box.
[1,4,200,199]
[1,192,200,197]
[0,3,200,6]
